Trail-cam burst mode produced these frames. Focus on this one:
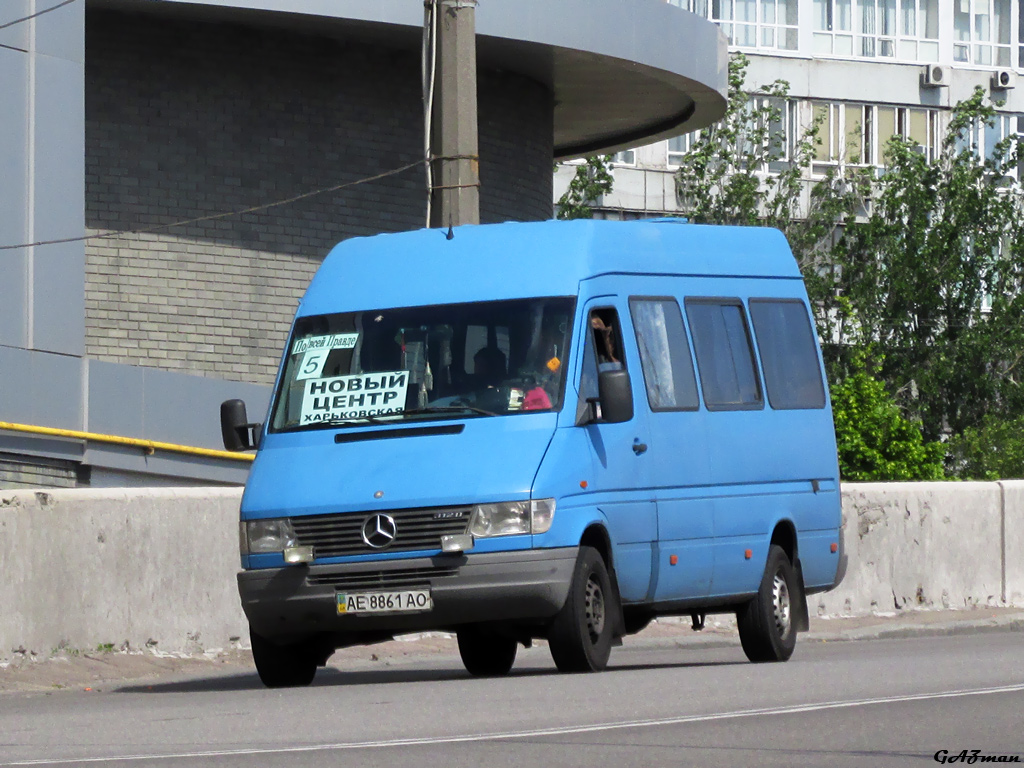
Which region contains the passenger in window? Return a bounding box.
[473,345,507,387]
[591,316,623,370]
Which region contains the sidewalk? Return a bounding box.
[1,607,1021,694]
[636,605,1024,646]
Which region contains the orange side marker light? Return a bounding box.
[830,542,838,553]
[579,480,588,489]
[744,549,752,560]
[669,554,678,566]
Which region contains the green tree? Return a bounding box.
[556,155,614,220]
[946,415,1024,480]
[674,52,859,255]
[819,88,1024,442]
[831,353,945,481]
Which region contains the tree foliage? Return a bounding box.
[946,415,1024,480]
[556,156,614,220]
[674,52,1024,480]
[814,89,1024,443]
[831,353,945,481]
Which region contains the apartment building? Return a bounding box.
[566,0,1024,218]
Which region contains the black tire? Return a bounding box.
[737,544,799,663]
[548,546,617,672]
[457,626,518,676]
[250,628,318,688]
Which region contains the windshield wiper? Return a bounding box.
[402,405,498,418]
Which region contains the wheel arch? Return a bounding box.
[578,522,626,640]
[580,522,614,570]
[769,518,798,566]
[769,517,809,633]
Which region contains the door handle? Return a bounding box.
[633,439,648,455]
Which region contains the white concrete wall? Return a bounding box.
[0,482,1020,661]
[999,481,1024,607]
[0,487,244,661]
[814,483,1007,616]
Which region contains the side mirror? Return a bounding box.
[220,399,261,451]
[597,369,634,424]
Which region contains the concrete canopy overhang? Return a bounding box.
[94,0,728,159]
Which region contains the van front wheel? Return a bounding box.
[250,629,318,688]
[737,544,799,663]
[457,626,518,676]
[548,546,616,672]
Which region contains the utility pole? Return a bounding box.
[426,0,480,228]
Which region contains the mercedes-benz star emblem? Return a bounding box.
[361,513,397,549]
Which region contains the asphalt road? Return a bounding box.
[1,631,1021,768]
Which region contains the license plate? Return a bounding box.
[336,589,432,615]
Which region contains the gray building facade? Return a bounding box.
[568,0,1024,219]
[1,0,727,488]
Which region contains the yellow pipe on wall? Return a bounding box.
[0,421,254,463]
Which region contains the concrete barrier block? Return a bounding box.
[999,481,1024,606]
[0,487,244,660]
[813,482,1004,616]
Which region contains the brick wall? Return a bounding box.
[84,10,554,386]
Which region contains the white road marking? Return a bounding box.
[5,682,1024,766]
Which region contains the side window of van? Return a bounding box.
[577,308,627,422]
[685,299,763,411]
[628,298,699,411]
[749,299,826,410]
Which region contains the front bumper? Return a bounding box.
[239,547,579,642]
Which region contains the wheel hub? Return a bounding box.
[772,572,791,636]
[584,575,605,641]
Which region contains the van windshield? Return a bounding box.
[270,297,575,432]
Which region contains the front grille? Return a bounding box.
[306,566,459,591]
[291,506,472,558]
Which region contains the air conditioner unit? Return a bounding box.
[991,69,1016,90]
[920,65,948,88]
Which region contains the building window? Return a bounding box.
[896,0,940,61]
[671,0,799,51]
[956,113,1024,178]
[811,102,940,173]
[954,0,1012,67]
[667,133,698,167]
[1019,0,1024,67]
[611,149,636,166]
[762,96,798,171]
[813,0,938,62]
[811,102,873,173]
[669,97,795,172]
[877,105,941,161]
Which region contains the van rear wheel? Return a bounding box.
[250,628,318,688]
[457,626,517,676]
[737,544,799,663]
[548,546,616,672]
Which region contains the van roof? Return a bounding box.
[299,219,801,316]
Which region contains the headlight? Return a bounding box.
[243,518,298,554]
[469,499,555,537]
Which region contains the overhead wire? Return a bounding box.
[0,159,428,251]
[0,0,79,31]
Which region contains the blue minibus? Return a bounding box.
[221,219,847,687]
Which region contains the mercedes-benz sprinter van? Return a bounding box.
[221,219,847,687]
